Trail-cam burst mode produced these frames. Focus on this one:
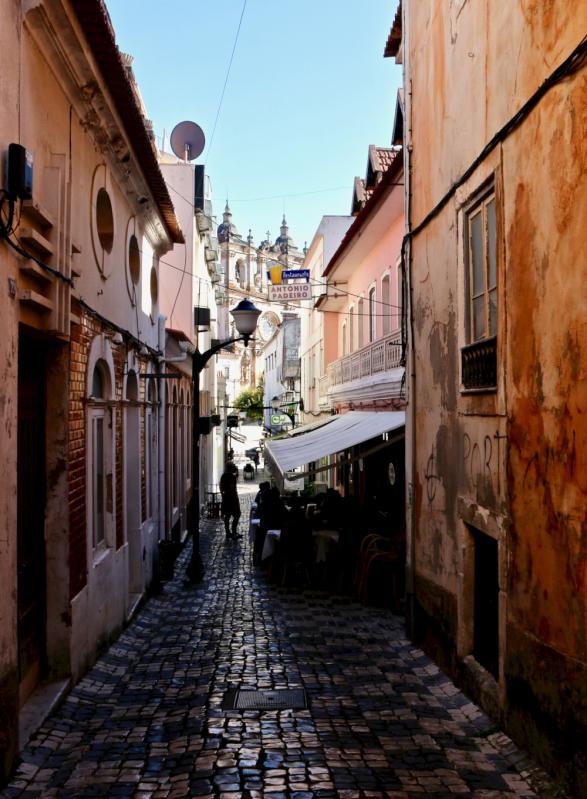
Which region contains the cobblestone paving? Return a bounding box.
[2,487,554,798]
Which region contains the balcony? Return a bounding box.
[328,331,402,389]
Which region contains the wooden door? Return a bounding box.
[17,334,47,704]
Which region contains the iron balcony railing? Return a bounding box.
[461,336,497,390]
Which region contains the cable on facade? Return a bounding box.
[399,33,587,368]
[406,34,587,245]
[0,191,74,287]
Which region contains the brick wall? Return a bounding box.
[68,315,92,599]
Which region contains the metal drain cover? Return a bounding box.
[226,689,308,710]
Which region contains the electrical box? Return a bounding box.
[227,415,239,428]
[6,143,33,200]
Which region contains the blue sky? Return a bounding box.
[106,0,401,250]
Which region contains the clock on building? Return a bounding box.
[258,312,279,341]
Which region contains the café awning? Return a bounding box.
[265,410,405,477]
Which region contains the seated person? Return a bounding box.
[255,487,287,563]
[319,488,345,528]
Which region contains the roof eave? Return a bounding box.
[73,0,183,244]
[323,149,404,279]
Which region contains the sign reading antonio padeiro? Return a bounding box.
[268,283,312,301]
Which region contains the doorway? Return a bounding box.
[17,334,47,704]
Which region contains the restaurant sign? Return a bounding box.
[268,283,312,302]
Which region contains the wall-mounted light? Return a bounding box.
[111,332,123,345]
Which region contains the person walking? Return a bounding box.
[220,463,241,539]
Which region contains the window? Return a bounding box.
[381,275,391,335]
[150,264,158,307]
[462,187,497,390]
[342,322,347,356]
[128,234,140,285]
[396,262,403,333]
[357,299,364,348]
[368,287,376,343]
[96,188,114,253]
[468,193,496,342]
[91,414,105,546]
[145,398,153,519]
[89,358,111,549]
[349,307,354,352]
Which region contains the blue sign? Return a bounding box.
[282,269,310,280]
[266,269,310,281]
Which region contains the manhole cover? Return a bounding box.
[224,689,308,710]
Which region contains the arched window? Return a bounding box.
[92,360,108,399]
[235,258,245,287]
[396,261,403,332]
[357,299,364,348]
[342,321,347,356]
[145,379,157,520]
[349,307,354,352]
[179,389,185,508]
[381,275,391,335]
[87,343,114,552]
[172,386,179,509]
[368,287,376,343]
[126,370,139,401]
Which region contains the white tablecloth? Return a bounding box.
[249,517,260,542]
[313,529,340,563]
[261,529,281,560]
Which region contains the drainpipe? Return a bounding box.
[403,2,418,639]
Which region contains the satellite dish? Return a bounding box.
[170,121,206,161]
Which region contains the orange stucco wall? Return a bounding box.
[405,0,587,787]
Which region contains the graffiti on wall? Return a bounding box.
[462,430,506,494]
[423,429,507,505]
[424,446,441,503]
[522,431,576,487]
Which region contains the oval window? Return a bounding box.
[128,234,140,285]
[96,188,114,253]
[150,265,158,305]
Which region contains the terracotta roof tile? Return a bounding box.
[384,2,402,59]
[331,149,404,277]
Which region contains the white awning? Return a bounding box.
[265,410,405,477]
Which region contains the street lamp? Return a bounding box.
[187,298,261,582]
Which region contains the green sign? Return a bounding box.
[270,414,285,425]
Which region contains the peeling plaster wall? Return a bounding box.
[406,0,587,787]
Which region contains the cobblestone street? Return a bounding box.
[2,486,554,799]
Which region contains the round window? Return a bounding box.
[96,188,114,253]
[128,234,140,284]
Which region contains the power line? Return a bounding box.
[205,0,247,163]
[232,186,351,203]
